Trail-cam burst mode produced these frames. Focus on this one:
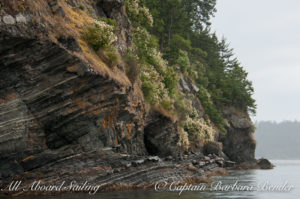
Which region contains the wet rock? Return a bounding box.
[132,159,145,167]
[121,161,132,168]
[187,163,197,171]
[15,13,27,24]
[216,160,224,167]
[257,158,274,169]
[147,156,161,162]
[203,141,223,156]
[3,15,15,25]
[165,156,174,161]
[20,152,59,171]
[0,160,23,178]
[0,36,146,174]
[196,169,205,175]
[199,161,206,167]
[192,159,198,165]
[224,160,236,167]
[221,152,230,161]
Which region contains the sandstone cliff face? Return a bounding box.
[0,0,258,192]
[0,0,147,178]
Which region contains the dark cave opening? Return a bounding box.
[143,125,160,156]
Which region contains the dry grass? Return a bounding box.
[2,0,131,87]
[63,4,131,86]
[151,105,178,123]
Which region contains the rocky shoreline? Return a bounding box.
[0,148,273,197]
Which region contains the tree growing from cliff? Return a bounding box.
[125,0,256,134]
[143,0,256,115]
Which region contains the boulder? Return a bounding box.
[257,158,274,169]
[15,14,27,24]
[3,15,15,25]
[203,141,223,157]
[224,160,236,167]
[132,159,145,167]
[147,156,161,162]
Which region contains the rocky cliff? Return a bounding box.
[0,0,267,196]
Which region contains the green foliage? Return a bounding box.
[98,17,116,26]
[84,23,116,51]
[131,26,175,107]
[176,50,191,74]
[79,4,85,10]
[132,27,161,67]
[163,67,179,97]
[160,99,174,110]
[197,87,226,132]
[98,47,121,68]
[144,0,216,52]
[183,117,214,141]
[168,34,192,62]
[191,32,256,114]
[142,0,256,117]
[140,65,172,106]
[83,20,119,68]
[141,77,156,103]
[125,0,256,136]
[125,0,153,27]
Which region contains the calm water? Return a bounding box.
[19,160,300,199]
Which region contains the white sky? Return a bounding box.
[211,0,300,122]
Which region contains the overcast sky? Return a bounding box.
[211,0,300,122]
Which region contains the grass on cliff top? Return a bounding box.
[7,0,131,87]
[63,3,131,87]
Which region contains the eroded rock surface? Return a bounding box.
[220,107,256,163]
[0,0,146,180]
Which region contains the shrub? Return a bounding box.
[140,65,170,105]
[98,17,116,26]
[163,67,178,96]
[79,4,85,10]
[197,86,226,132]
[160,99,174,110]
[84,22,116,51]
[174,94,199,121]
[176,50,191,74]
[124,50,140,83]
[177,128,190,150]
[183,117,215,142]
[125,0,153,27]
[97,47,121,68]
[131,26,174,108]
